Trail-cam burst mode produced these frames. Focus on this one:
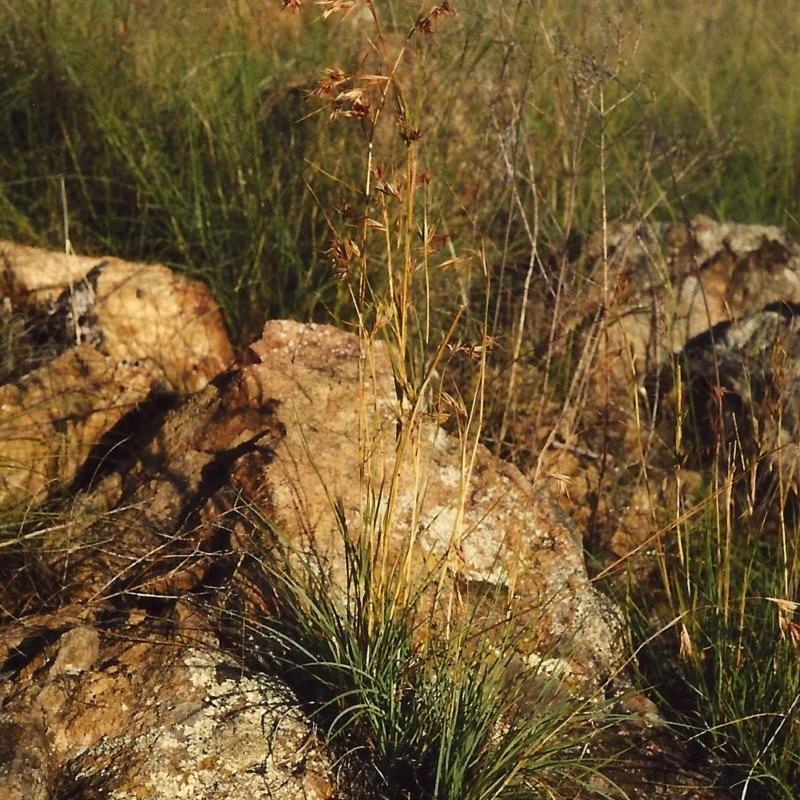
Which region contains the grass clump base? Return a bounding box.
[627,462,800,799]
[237,511,623,800]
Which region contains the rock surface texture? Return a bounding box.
[0,245,734,798]
[546,216,800,556]
[0,606,332,800]
[578,215,800,401]
[246,321,628,683]
[0,240,234,510]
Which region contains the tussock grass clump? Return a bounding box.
[630,516,800,796]
[626,439,800,797]
[241,517,617,800]
[222,4,625,797]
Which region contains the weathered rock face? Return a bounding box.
[0,318,659,798]
[0,241,234,510]
[3,320,629,682]
[0,240,234,391]
[0,605,332,800]
[543,217,800,556]
[0,237,737,797]
[558,215,800,460]
[653,301,800,514]
[578,215,800,402]
[245,322,630,681]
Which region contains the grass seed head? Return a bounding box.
[318,0,358,20]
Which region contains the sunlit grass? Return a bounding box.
[627,494,800,798]
[238,512,620,800]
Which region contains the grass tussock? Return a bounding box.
[627,431,800,797]
[230,7,623,794]
[240,513,618,800]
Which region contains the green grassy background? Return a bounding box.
[1,0,798,346]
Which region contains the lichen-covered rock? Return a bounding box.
[0,321,639,794]
[7,320,628,687]
[0,606,332,800]
[655,301,800,511]
[0,314,737,797]
[577,215,800,397]
[561,214,800,459]
[3,300,748,799]
[635,220,800,491]
[0,346,158,509]
[0,241,234,511]
[245,321,629,683]
[543,217,800,557]
[0,240,234,392]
